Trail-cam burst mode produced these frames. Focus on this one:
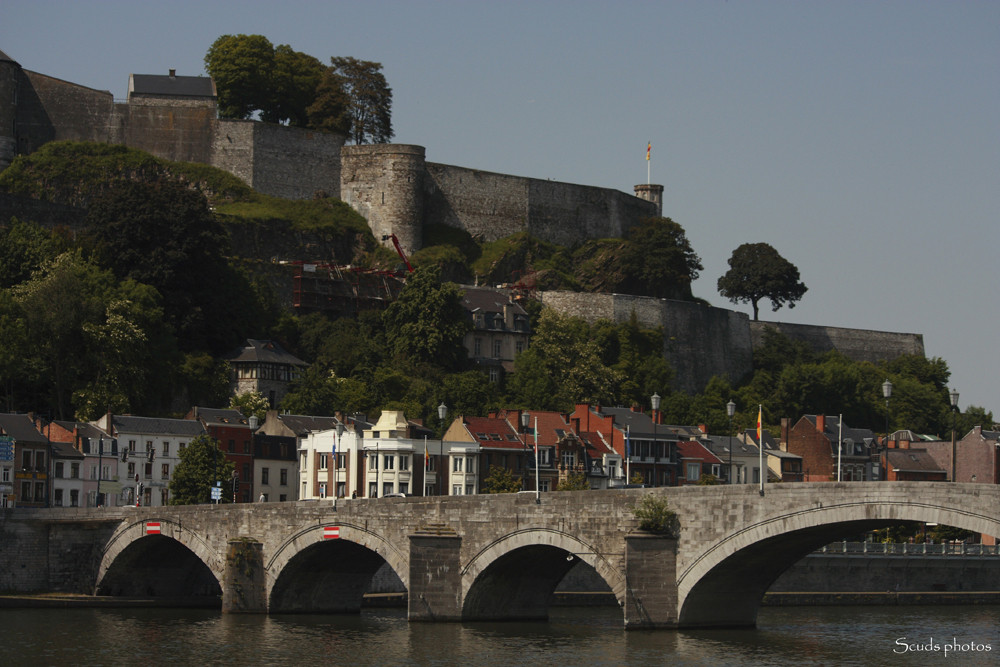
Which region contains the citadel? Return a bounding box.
[0,51,923,392]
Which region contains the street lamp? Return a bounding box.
[333,422,344,508]
[726,400,736,484]
[950,388,960,482]
[96,437,104,507]
[520,411,530,491]
[882,379,892,481]
[437,403,448,497]
[651,393,661,487]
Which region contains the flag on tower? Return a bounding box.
[646,142,651,161]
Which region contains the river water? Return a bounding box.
[3,605,998,666]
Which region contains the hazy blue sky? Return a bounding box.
[4,1,998,418]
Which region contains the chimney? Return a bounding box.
[816,414,826,433]
[781,417,791,447]
[169,68,176,78]
[698,424,708,436]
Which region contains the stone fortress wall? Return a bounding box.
[0,54,924,393]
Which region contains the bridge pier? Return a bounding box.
[222,538,266,614]
[408,527,462,622]
[624,533,678,629]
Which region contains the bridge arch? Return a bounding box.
[265,522,407,613]
[96,518,222,600]
[461,527,624,621]
[676,488,1000,628]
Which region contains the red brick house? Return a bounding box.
[676,440,724,485]
[782,414,877,482]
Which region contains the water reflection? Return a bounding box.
[4,605,998,666]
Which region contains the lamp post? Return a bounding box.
[726,400,736,484]
[437,403,448,497]
[520,411,530,491]
[882,379,892,481]
[96,437,104,507]
[333,422,344,508]
[950,388,960,482]
[651,393,661,487]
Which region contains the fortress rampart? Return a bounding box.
[0,54,926,392]
[541,291,924,393]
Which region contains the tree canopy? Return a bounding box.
[169,434,234,505]
[327,56,394,144]
[622,217,703,299]
[717,242,807,320]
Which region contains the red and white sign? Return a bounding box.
[323,526,340,539]
[145,522,161,535]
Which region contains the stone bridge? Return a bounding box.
[1,483,996,629]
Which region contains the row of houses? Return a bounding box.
[2,403,997,509]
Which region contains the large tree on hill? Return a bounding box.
[717,242,807,321]
[84,180,264,353]
[327,56,394,144]
[205,34,276,119]
[622,217,702,299]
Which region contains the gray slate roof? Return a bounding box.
[228,339,307,366]
[190,407,249,427]
[113,415,206,437]
[129,72,216,98]
[0,413,47,444]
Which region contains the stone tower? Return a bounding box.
[340,144,426,254]
[0,49,19,171]
[633,183,664,217]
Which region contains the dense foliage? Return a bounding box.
[169,434,235,505]
[205,35,392,143]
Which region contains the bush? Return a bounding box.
[630,494,679,537]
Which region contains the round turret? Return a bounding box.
[634,183,664,217]
[340,144,426,254]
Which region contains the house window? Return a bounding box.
[399,482,409,495]
[162,463,170,479]
[336,481,346,498]
[319,482,326,499]
[55,462,64,478]
[162,442,169,456]
[161,489,169,505]
[453,457,463,473]
[228,439,235,453]
[244,439,250,454]
[516,341,524,354]
[262,468,270,485]
[608,460,618,479]
[243,463,250,481]
[179,442,186,452]
[35,482,44,501]
[488,367,500,383]
[426,457,436,472]
[561,450,575,468]
[144,462,153,479]
[319,453,328,471]
[539,480,550,492]
[21,481,31,501]
[280,469,288,485]
[686,463,700,481]
[54,489,63,506]
[127,462,135,477]
[466,456,477,474]
[492,339,502,358]
[70,462,79,479]
[70,489,79,507]
[399,455,410,471]
[128,440,136,452]
[22,450,31,470]
[368,482,378,497]
[336,453,346,469]
[474,338,482,356]
[538,448,552,465]
[452,484,462,495]
[279,494,287,502]
[35,451,45,470]
[369,454,379,471]
[384,455,394,470]
[753,468,761,484]
[465,484,475,495]
[382,482,393,497]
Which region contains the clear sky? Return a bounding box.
[3,1,998,417]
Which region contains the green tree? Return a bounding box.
[382,266,469,369]
[0,218,69,288]
[622,217,702,299]
[265,45,327,127]
[230,390,270,422]
[169,434,234,505]
[328,56,393,144]
[507,308,623,411]
[717,242,807,320]
[307,67,351,135]
[204,34,276,119]
[482,464,523,493]
[0,290,29,412]
[556,472,589,491]
[85,180,262,353]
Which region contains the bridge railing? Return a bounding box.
[817,541,999,557]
